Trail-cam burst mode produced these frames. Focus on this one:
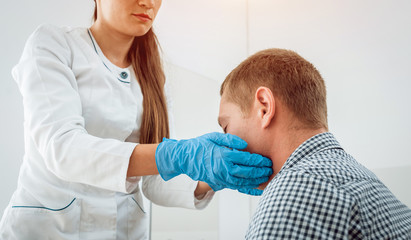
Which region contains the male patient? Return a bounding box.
[218,48,411,239]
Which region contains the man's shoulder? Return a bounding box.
[265,161,350,199]
[253,150,411,239]
[247,162,356,239]
[261,148,382,205]
[290,148,378,187]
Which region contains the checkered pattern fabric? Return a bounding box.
[246,132,411,239]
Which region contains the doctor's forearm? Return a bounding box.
[127,144,159,177]
[194,181,213,198]
[128,144,212,197]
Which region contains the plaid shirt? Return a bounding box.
[246,132,411,239]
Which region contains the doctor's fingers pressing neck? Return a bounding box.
[155,133,274,195]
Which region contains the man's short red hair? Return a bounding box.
[220,48,328,130]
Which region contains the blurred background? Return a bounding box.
[1,0,410,239]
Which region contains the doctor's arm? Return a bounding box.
[18,25,271,195]
[15,25,144,193]
[128,62,272,195]
[128,132,273,194]
[127,143,211,197]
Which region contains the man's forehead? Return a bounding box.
[218,97,230,122]
[218,99,242,127]
[219,93,234,108]
[218,97,233,118]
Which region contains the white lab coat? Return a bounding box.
[0,24,213,239]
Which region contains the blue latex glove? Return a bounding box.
[238,188,264,196]
[155,132,273,192]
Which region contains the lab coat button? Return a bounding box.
[120,72,128,79]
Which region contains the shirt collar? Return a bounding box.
[279,132,343,172]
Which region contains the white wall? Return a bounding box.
[155,0,411,169]
[1,1,410,240]
[153,0,411,239]
[248,0,411,170]
[150,62,221,240]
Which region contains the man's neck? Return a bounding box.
[267,127,327,177]
[258,125,327,190]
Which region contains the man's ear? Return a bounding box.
[254,87,275,129]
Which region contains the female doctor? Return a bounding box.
[0,0,273,239]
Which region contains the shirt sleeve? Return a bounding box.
[12,24,137,193]
[246,170,355,239]
[142,174,214,209]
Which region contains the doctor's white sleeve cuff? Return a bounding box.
[142,175,215,209]
[119,142,139,194]
[194,187,215,210]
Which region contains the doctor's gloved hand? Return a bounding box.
[155,132,273,192]
[238,188,264,196]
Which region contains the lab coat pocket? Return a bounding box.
[3,198,82,239]
[128,195,149,239]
